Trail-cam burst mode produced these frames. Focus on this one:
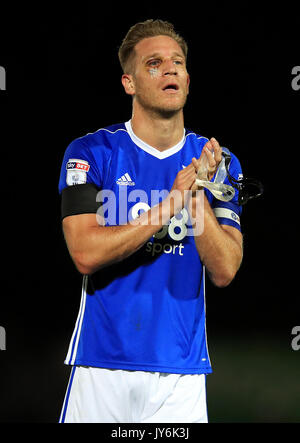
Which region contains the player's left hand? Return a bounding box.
[191,137,222,186]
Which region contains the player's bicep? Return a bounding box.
[61,181,105,250]
[63,212,99,247]
[63,212,100,237]
[62,213,105,271]
[220,224,243,250]
[220,224,243,272]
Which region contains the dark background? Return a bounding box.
[0,2,300,423]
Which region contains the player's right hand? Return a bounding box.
[169,162,197,215]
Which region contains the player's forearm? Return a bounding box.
[66,196,175,275]
[192,195,243,287]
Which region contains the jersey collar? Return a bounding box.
[125,120,186,160]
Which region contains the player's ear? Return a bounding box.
[187,73,190,94]
[121,74,136,96]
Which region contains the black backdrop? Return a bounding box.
[0,2,300,423]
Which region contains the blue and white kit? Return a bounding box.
[58,120,242,376]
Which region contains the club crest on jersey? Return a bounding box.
[66,159,90,186]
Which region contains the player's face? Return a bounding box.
[124,35,190,117]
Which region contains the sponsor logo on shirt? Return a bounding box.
[66,160,90,172]
[66,158,90,186]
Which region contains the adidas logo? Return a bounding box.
[116,173,135,186]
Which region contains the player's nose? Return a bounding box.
[162,59,178,76]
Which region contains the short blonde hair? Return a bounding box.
[118,19,188,74]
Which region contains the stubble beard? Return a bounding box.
[134,89,188,120]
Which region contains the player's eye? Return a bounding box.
[147,59,160,67]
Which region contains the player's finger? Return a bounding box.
[184,163,196,173]
[192,157,199,170]
[204,146,216,170]
[178,163,197,186]
[210,137,222,163]
[198,140,212,161]
[181,163,199,184]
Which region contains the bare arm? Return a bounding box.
[62,160,197,275]
[191,193,243,287]
[63,197,173,275]
[190,139,243,287]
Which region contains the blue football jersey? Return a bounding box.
[58,120,242,374]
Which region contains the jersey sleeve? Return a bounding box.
[58,137,104,220]
[58,137,102,194]
[211,151,243,232]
